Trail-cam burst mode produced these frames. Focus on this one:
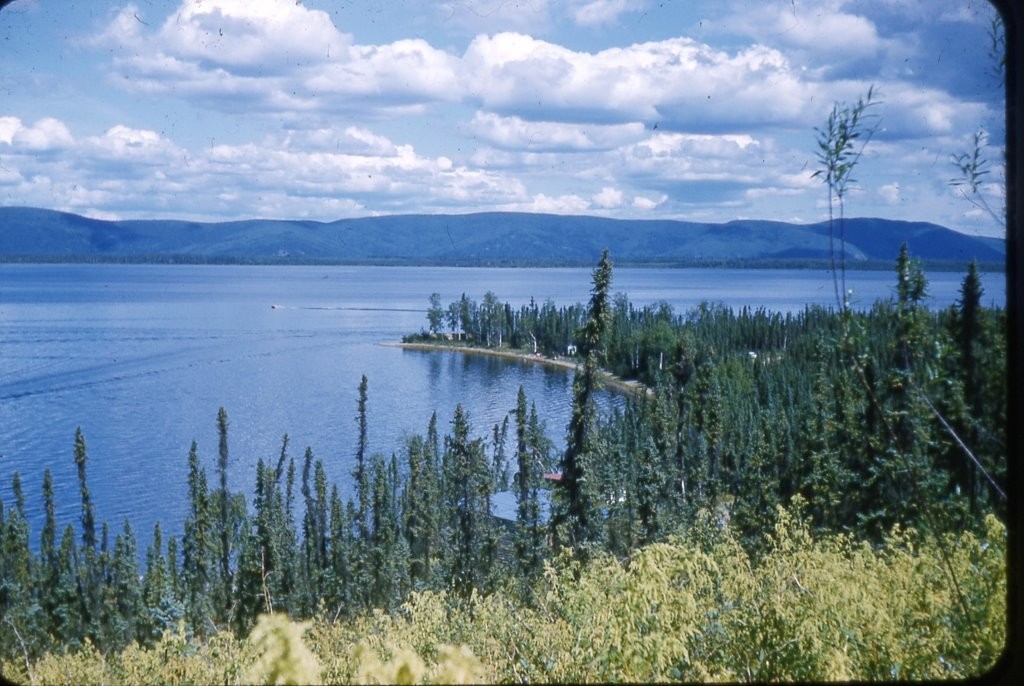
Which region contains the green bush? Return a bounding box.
[5,504,1005,684]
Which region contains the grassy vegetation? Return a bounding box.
[3,501,1005,684]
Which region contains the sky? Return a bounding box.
[0,0,1007,237]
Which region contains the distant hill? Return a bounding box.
[0,206,1005,267]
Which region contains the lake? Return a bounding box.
[0,263,1005,552]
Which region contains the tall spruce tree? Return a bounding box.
[403,434,440,587]
[513,387,545,581]
[368,453,408,609]
[215,407,232,619]
[0,473,39,662]
[554,250,613,553]
[73,428,96,552]
[182,440,214,637]
[443,404,495,597]
[53,524,83,650]
[105,519,142,651]
[141,521,183,644]
[325,485,354,620]
[355,375,371,541]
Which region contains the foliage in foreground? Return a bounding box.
[4,502,1005,684]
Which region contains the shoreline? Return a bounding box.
[380,341,649,396]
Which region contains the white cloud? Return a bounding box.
[0,117,75,152]
[621,132,773,184]
[879,182,901,205]
[306,39,462,106]
[870,83,991,138]
[726,1,889,65]
[0,113,535,220]
[153,0,349,71]
[99,1,460,117]
[0,116,22,145]
[467,112,645,151]
[633,194,666,210]
[281,126,399,156]
[462,33,814,130]
[82,126,182,167]
[592,186,624,208]
[571,0,645,27]
[516,193,591,214]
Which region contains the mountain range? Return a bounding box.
[0,206,1005,267]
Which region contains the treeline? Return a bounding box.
[0,247,1006,674]
[0,381,556,660]
[9,510,1007,683]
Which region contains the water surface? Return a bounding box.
[0,264,1004,551]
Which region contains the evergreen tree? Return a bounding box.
[957,260,984,418]
[325,485,354,620]
[492,416,510,492]
[443,404,496,597]
[215,407,233,620]
[52,524,83,650]
[690,351,723,512]
[300,448,318,612]
[403,434,440,587]
[347,376,375,611]
[165,534,182,611]
[231,518,265,636]
[73,427,96,552]
[37,469,61,650]
[554,250,613,553]
[513,387,545,580]
[105,519,142,651]
[876,244,937,531]
[141,522,183,644]
[0,473,40,662]
[182,440,215,637]
[252,456,297,618]
[368,453,408,609]
[355,375,371,542]
[951,260,987,511]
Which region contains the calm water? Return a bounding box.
[0,264,1004,551]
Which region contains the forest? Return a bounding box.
[0,243,1008,683]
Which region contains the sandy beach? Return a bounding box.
[381,341,649,396]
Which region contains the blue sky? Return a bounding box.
[0,0,1006,236]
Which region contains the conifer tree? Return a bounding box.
[53,524,83,650]
[73,428,96,552]
[325,485,354,620]
[554,250,613,553]
[215,407,233,619]
[953,261,987,511]
[513,386,544,580]
[0,473,39,661]
[231,519,265,635]
[349,376,372,611]
[355,375,371,541]
[165,534,182,610]
[443,404,495,597]
[690,351,723,511]
[253,457,296,617]
[300,448,318,611]
[492,416,510,491]
[369,453,408,609]
[36,469,60,649]
[182,440,214,637]
[141,522,183,644]
[403,434,440,587]
[105,519,142,651]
